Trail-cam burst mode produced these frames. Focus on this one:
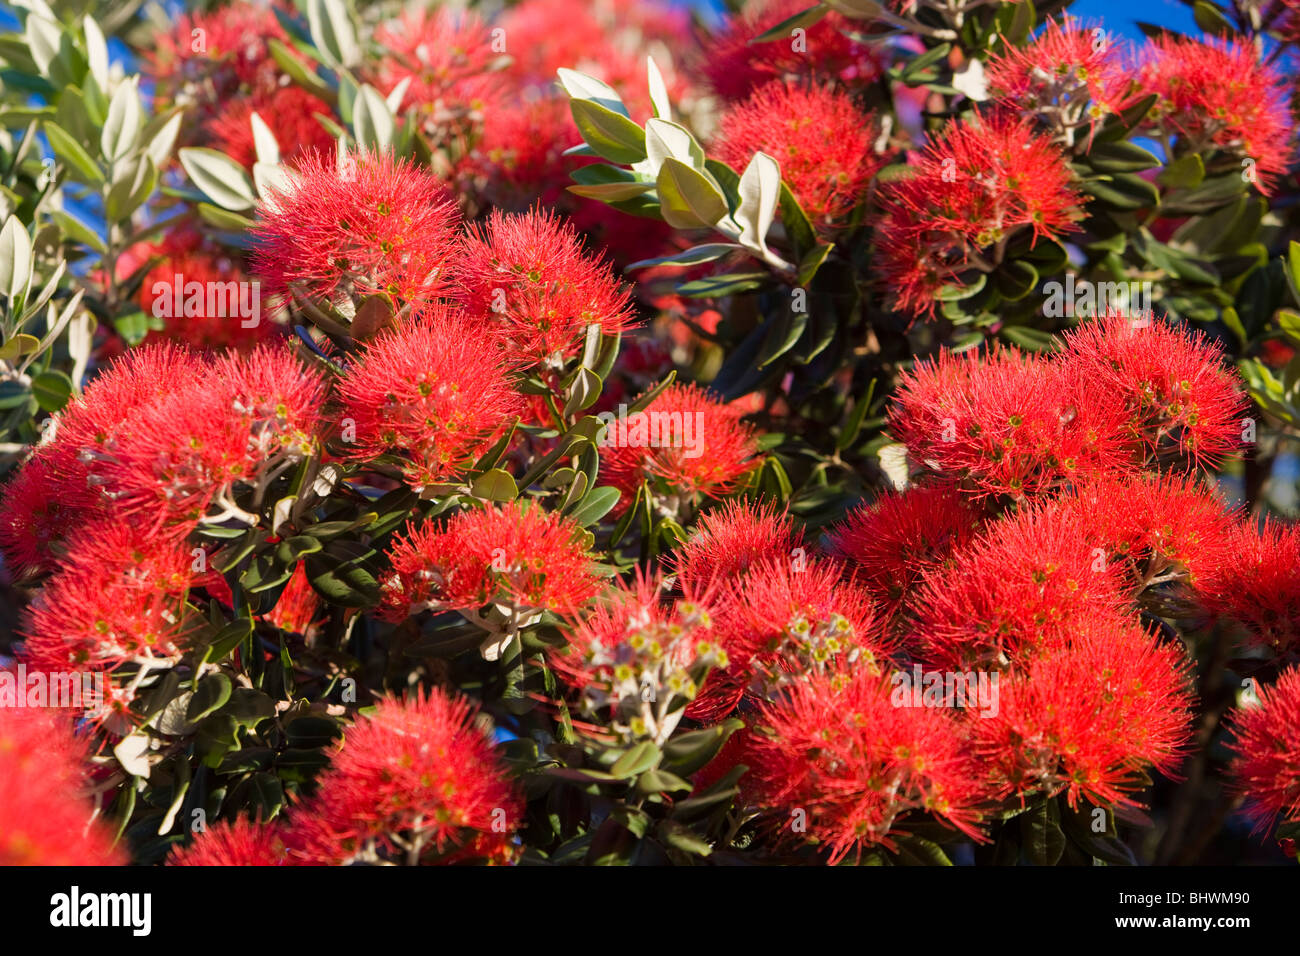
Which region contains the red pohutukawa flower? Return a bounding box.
[745,666,988,862]
[986,18,1133,143]
[973,616,1194,809]
[168,818,288,866]
[335,308,521,490]
[252,148,460,311]
[1138,36,1295,194]
[1060,313,1247,470]
[455,207,636,365]
[285,690,522,865]
[381,500,599,620]
[889,344,1126,498]
[371,7,506,117]
[208,85,336,170]
[700,0,881,101]
[875,114,1085,317]
[712,80,884,231]
[600,382,761,510]
[911,503,1126,670]
[1056,471,1238,591]
[1195,518,1300,657]
[692,556,886,722]
[1224,666,1300,829]
[0,709,125,865]
[826,484,984,619]
[671,499,803,595]
[21,521,198,723]
[550,573,727,744]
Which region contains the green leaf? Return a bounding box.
[1192,0,1235,35]
[43,121,103,183]
[267,38,333,102]
[30,369,73,413]
[612,740,661,778]
[1086,140,1162,173]
[564,486,620,526]
[564,366,602,416]
[656,158,728,229]
[676,272,769,298]
[1082,172,1160,210]
[305,540,381,607]
[752,3,827,43]
[556,68,630,117]
[307,0,360,70]
[186,673,232,723]
[735,151,781,257]
[352,83,394,151]
[101,80,142,163]
[661,719,743,776]
[568,181,656,201]
[0,216,33,303]
[797,242,833,286]
[50,209,106,254]
[203,620,253,663]
[627,243,741,270]
[1020,797,1067,865]
[569,99,647,165]
[1157,152,1205,189]
[179,148,258,211]
[471,468,518,501]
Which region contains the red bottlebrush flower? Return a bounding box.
[987,18,1133,139]
[1225,666,1300,829]
[692,556,886,722]
[335,308,521,491]
[1138,36,1295,194]
[0,448,94,577]
[168,818,288,866]
[371,8,506,115]
[973,616,1194,810]
[713,80,883,231]
[1195,518,1300,657]
[455,207,636,365]
[874,114,1085,317]
[671,499,803,594]
[746,666,987,862]
[263,565,324,638]
[136,226,281,351]
[911,503,1127,670]
[1056,471,1238,591]
[550,572,727,744]
[145,2,287,111]
[600,382,761,510]
[700,0,881,102]
[889,344,1126,498]
[213,344,327,464]
[0,709,125,865]
[500,0,695,118]
[826,484,984,618]
[20,521,197,720]
[468,97,572,209]
[1060,313,1248,470]
[252,149,460,311]
[208,85,335,170]
[380,501,600,621]
[285,689,522,865]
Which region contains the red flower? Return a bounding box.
[889,343,1126,498]
[875,114,1085,317]
[0,709,125,865]
[987,18,1133,139]
[371,8,507,115]
[973,616,1194,810]
[1195,518,1300,657]
[1056,471,1238,591]
[713,80,884,231]
[1138,36,1295,194]
[335,307,521,490]
[692,555,886,721]
[1060,313,1247,471]
[381,501,600,621]
[1225,666,1300,829]
[826,484,984,618]
[20,520,198,724]
[285,689,522,865]
[671,499,803,595]
[700,0,881,102]
[911,502,1127,669]
[168,818,288,866]
[550,573,726,744]
[600,382,761,510]
[208,85,335,170]
[252,149,460,311]
[263,565,324,638]
[746,666,988,862]
[454,207,635,365]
